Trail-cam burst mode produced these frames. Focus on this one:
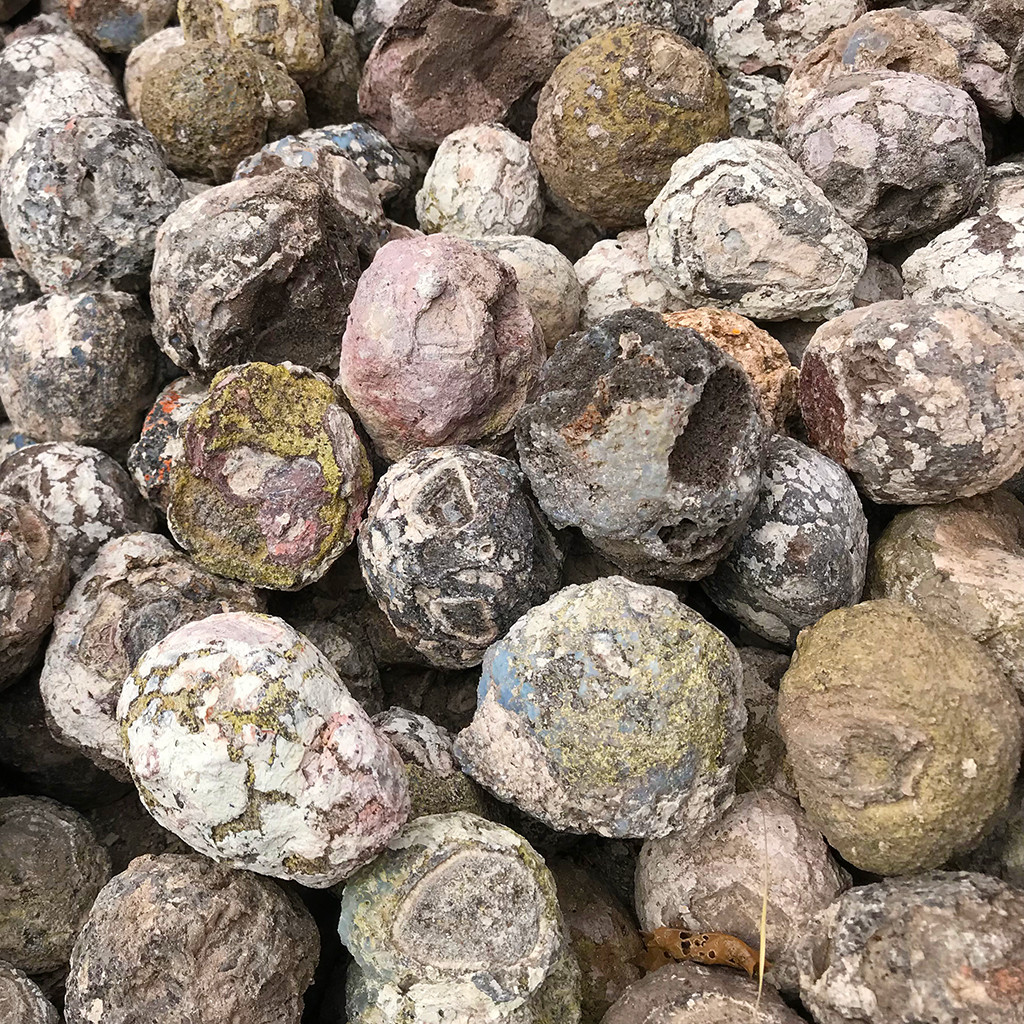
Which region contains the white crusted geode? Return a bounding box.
[117,611,410,887]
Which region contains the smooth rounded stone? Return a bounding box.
[0,496,69,688]
[0,292,159,456]
[340,812,566,1019]
[85,792,191,875]
[602,961,805,1024]
[647,139,868,322]
[455,576,746,838]
[63,0,175,52]
[152,173,362,380]
[340,235,544,461]
[0,116,184,295]
[783,72,985,243]
[0,963,59,1024]
[358,447,559,668]
[661,308,799,431]
[777,8,964,130]
[867,490,1024,697]
[41,532,263,779]
[0,259,39,311]
[126,377,208,512]
[466,235,580,353]
[300,15,360,127]
[853,252,903,306]
[0,796,111,974]
[701,436,868,646]
[0,443,156,580]
[516,308,768,581]
[65,853,319,1024]
[417,123,543,238]
[799,299,1024,504]
[636,789,850,995]
[122,25,184,119]
[736,647,790,794]
[119,611,410,886]
[726,72,782,144]
[168,362,371,590]
[138,40,307,183]
[797,872,1024,1024]
[531,25,728,231]
[357,0,557,149]
[574,230,674,330]
[779,599,1023,874]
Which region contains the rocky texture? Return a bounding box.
[799,299,1024,504]
[726,72,783,143]
[118,612,410,886]
[544,0,682,56]
[65,853,319,1024]
[702,436,868,645]
[636,789,849,994]
[41,533,262,778]
[853,253,904,306]
[357,0,557,149]
[123,25,184,118]
[168,362,371,590]
[953,781,1024,886]
[0,116,184,294]
[797,872,1024,1024]
[63,0,175,52]
[340,235,544,461]
[85,791,192,875]
[0,963,59,1024]
[301,15,361,127]
[0,442,156,580]
[1012,33,1024,115]
[151,170,362,380]
[359,447,560,668]
[983,160,1024,209]
[647,139,868,321]
[531,24,728,231]
[784,72,985,243]
[0,260,39,311]
[736,647,791,794]
[455,576,746,838]
[516,308,768,580]
[779,599,1023,874]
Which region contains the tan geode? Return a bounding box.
[779,600,1023,875]
[531,24,728,230]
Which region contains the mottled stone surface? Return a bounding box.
[455,577,746,838]
[726,72,782,143]
[65,853,319,1024]
[152,171,362,380]
[797,872,1024,1024]
[340,235,544,461]
[123,25,184,118]
[702,436,868,645]
[884,0,1024,58]
[516,308,768,580]
[118,612,410,886]
[168,362,371,590]
[736,647,791,795]
[0,259,39,311]
[1011,33,1024,115]
[545,0,682,55]
[780,600,1023,874]
[637,789,849,994]
[953,780,1024,886]
[417,124,543,238]
[784,72,985,242]
[531,24,728,231]
[0,796,110,974]
[0,963,59,1024]
[647,139,868,321]
[64,0,175,51]
[983,159,1024,210]
[0,442,156,580]
[41,533,262,778]
[358,0,557,148]
[302,15,361,127]
[0,497,68,687]
[0,116,183,294]
[799,299,1024,504]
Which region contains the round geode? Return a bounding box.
[515,308,768,581]
[167,361,372,591]
[454,576,746,838]
[117,612,410,887]
[358,447,560,669]
[40,533,262,779]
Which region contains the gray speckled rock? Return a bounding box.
[0,442,157,580]
[726,73,782,143]
[854,253,903,306]
[702,436,868,646]
[545,0,683,56]
[359,447,561,669]
[1011,33,1024,115]
[799,299,1024,504]
[647,139,867,321]
[0,259,39,311]
[65,853,319,1024]
[0,116,184,294]
[982,160,1024,210]
[516,308,768,581]
[0,963,59,1024]
[797,872,1024,1024]
[784,72,985,243]
[40,532,262,779]
[454,576,746,838]
[636,788,850,995]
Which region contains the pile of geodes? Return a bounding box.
[2,0,1024,1021]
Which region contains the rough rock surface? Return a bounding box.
[122,26,185,117]
[64,0,176,52]
[875,0,1024,64]
[736,647,791,794]
[726,72,783,143]
[301,15,362,127]
[0,963,59,1024]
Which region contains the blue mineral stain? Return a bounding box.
[97,11,145,50]
[484,646,540,723]
[841,26,888,65]
[70,345,88,367]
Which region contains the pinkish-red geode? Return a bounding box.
[339,235,545,462]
